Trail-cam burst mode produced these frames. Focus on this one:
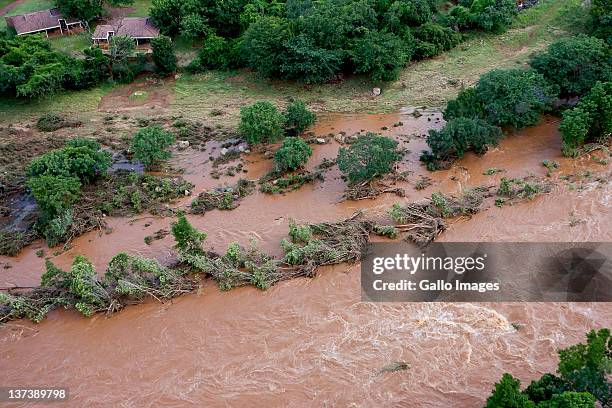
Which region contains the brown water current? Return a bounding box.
[0,111,610,407]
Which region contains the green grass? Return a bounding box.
[0,0,55,31]
[125,0,151,17]
[49,33,91,56]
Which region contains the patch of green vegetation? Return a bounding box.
[49,33,91,57]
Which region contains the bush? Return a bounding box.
[530,35,611,96]
[485,374,534,408]
[350,30,411,81]
[447,5,473,30]
[36,113,72,132]
[413,22,461,59]
[239,101,285,144]
[171,214,207,256]
[27,146,112,183]
[279,34,344,84]
[273,137,313,173]
[189,34,231,70]
[589,0,612,45]
[27,175,81,219]
[559,82,611,156]
[151,35,177,75]
[241,16,291,78]
[469,0,517,33]
[130,125,176,168]
[284,99,316,135]
[447,69,558,128]
[424,117,503,162]
[337,133,401,184]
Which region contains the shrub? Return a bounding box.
[424,117,503,162]
[27,175,81,219]
[449,69,559,129]
[469,0,517,33]
[350,30,411,81]
[447,5,473,30]
[274,137,313,173]
[530,35,612,96]
[589,0,612,45]
[559,82,611,156]
[239,101,285,144]
[36,113,71,132]
[171,214,207,256]
[180,13,210,43]
[284,99,316,135]
[189,34,231,70]
[27,146,111,183]
[152,35,177,75]
[241,16,291,78]
[279,34,344,84]
[130,125,176,168]
[484,374,534,408]
[413,22,461,59]
[337,133,401,184]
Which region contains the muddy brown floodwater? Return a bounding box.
[0,111,610,407]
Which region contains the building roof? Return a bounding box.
[92,17,160,40]
[5,8,80,35]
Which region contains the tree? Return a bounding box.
[337,133,401,184]
[27,175,81,219]
[556,328,611,405]
[56,0,134,22]
[273,137,312,173]
[559,82,611,156]
[589,0,612,45]
[284,99,316,135]
[424,117,503,161]
[351,30,410,81]
[150,0,198,36]
[130,126,175,169]
[540,392,596,408]
[27,145,112,183]
[444,87,486,120]
[530,35,611,96]
[241,16,291,78]
[523,374,567,403]
[152,35,177,75]
[469,0,516,33]
[107,35,136,80]
[484,374,535,408]
[180,13,210,43]
[473,69,558,128]
[239,101,285,144]
[171,214,207,256]
[279,34,343,83]
[413,22,461,59]
[189,34,231,71]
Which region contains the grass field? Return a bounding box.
[0,0,587,125]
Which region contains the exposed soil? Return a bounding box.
[98,77,175,113]
[0,111,610,407]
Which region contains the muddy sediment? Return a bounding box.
[0,111,610,406]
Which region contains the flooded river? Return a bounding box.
[0,111,610,407]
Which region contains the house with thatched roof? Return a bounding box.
[5,8,83,37]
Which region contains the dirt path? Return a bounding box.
[0,0,24,16]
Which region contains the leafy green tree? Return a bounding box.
[151,35,177,75]
[444,87,486,120]
[189,34,231,71]
[273,137,312,172]
[337,133,401,184]
[469,0,516,33]
[413,22,461,59]
[473,69,558,128]
[27,146,111,183]
[559,82,611,156]
[27,175,81,219]
[284,99,316,135]
[538,392,596,408]
[424,117,503,161]
[529,35,611,96]
[589,0,612,45]
[351,30,410,81]
[241,16,291,78]
[447,5,473,30]
[556,328,611,405]
[171,214,207,256]
[130,126,175,168]
[485,374,535,408]
[523,373,567,403]
[239,101,285,144]
[180,13,210,43]
[150,0,198,36]
[279,34,343,83]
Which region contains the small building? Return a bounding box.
[92,17,160,48]
[4,8,83,37]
